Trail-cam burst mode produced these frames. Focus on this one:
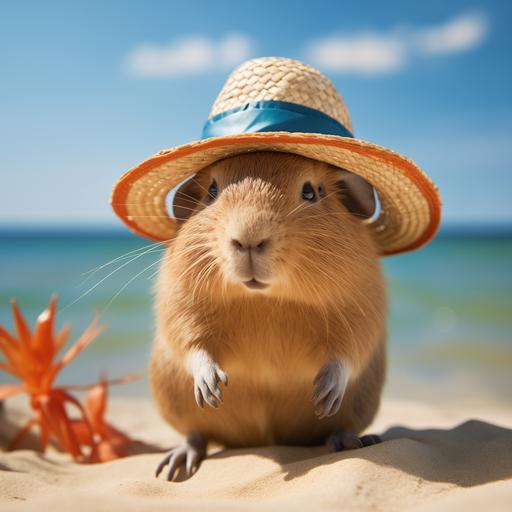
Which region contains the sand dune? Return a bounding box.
[1,397,511,511]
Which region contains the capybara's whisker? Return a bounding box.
[80,240,169,278]
[102,258,162,313]
[63,243,165,311]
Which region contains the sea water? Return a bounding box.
[1,229,511,406]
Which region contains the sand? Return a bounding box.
[1,396,511,512]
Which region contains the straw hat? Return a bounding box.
[111,57,441,255]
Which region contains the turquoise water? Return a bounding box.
[1,230,511,404]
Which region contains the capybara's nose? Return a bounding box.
[231,238,269,253]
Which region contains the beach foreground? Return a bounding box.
[1,396,511,512]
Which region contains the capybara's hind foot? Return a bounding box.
[359,434,382,447]
[155,433,206,481]
[326,429,382,452]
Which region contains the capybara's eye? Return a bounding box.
[208,180,218,200]
[302,182,316,202]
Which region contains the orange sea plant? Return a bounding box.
[0,296,137,462]
[70,376,136,462]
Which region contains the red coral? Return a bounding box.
[0,296,137,462]
[72,377,136,462]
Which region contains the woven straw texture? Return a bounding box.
[210,57,353,133]
[111,57,441,255]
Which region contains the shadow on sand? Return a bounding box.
[207,419,512,486]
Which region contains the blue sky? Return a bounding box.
[1,0,511,228]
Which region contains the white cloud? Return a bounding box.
[218,33,253,65]
[416,12,488,55]
[307,33,405,75]
[126,33,253,78]
[305,11,488,76]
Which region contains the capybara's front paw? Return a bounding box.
[189,350,228,408]
[312,360,350,419]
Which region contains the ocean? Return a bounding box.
[1,229,511,406]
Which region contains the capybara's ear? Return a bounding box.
[171,176,204,221]
[334,167,376,219]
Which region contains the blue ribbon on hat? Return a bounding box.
[201,100,354,139]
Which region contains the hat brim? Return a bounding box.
[111,132,441,255]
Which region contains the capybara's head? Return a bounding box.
[168,151,380,304]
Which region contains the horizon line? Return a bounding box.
[0,221,511,238]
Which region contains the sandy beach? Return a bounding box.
[1,395,511,512]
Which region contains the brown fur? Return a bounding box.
[150,152,387,448]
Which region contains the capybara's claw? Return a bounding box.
[155,434,206,481]
[312,360,350,419]
[326,429,382,452]
[359,434,382,447]
[191,352,228,409]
